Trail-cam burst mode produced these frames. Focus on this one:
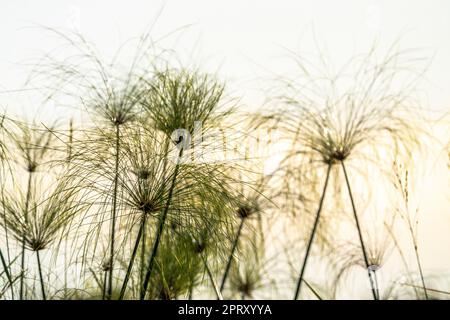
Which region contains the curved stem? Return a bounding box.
[118,214,147,300]
[293,163,332,300]
[107,124,121,300]
[340,160,378,300]
[36,250,46,300]
[140,146,184,300]
[220,218,245,294]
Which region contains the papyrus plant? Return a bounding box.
[270,43,424,299]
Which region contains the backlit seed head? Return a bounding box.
[30,238,46,251]
[237,281,254,298]
[132,169,151,180]
[192,238,206,254]
[138,200,156,214]
[170,220,180,231]
[102,260,111,272]
[368,264,380,272]
[331,149,348,161]
[237,203,258,219]
[27,162,38,173]
[111,113,127,126]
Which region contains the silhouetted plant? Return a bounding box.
[138,67,236,299]
[1,171,85,299]
[270,42,424,299]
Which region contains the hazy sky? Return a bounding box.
[0,0,449,118]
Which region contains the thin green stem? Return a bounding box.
[293,163,332,300]
[413,242,428,299]
[340,160,378,300]
[107,124,121,300]
[304,279,323,300]
[102,270,107,300]
[36,250,46,300]
[220,218,245,294]
[20,171,33,300]
[188,284,194,300]
[403,197,429,299]
[140,146,184,300]
[203,255,223,300]
[0,249,14,298]
[1,186,14,299]
[19,239,25,299]
[118,213,147,300]
[371,269,380,300]
[140,216,146,298]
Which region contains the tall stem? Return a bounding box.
[1,185,14,299]
[304,279,323,300]
[102,270,107,300]
[36,250,46,300]
[404,194,428,299]
[0,249,14,298]
[188,285,193,300]
[371,269,380,300]
[140,217,146,297]
[19,240,26,299]
[340,160,378,300]
[140,146,184,300]
[203,255,223,300]
[220,218,245,293]
[20,171,33,300]
[293,163,332,300]
[107,124,121,300]
[118,213,147,299]
[412,240,428,299]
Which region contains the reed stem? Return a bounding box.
[371,269,380,299]
[107,124,121,300]
[203,255,223,300]
[118,214,147,299]
[220,217,245,293]
[140,146,184,300]
[20,171,33,300]
[1,186,14,299]
[102,270,107,300]
[340,160,378,300]
[413,241,429,299]
[140,217,146,297]
[36,250,46,300]
[293,163,332,300]
[0,249,14,298]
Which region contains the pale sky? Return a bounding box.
[0,0,449,118]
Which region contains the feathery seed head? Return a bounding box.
[273,43,425,171]
[142,68,230,141]
[1,173,84,252]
